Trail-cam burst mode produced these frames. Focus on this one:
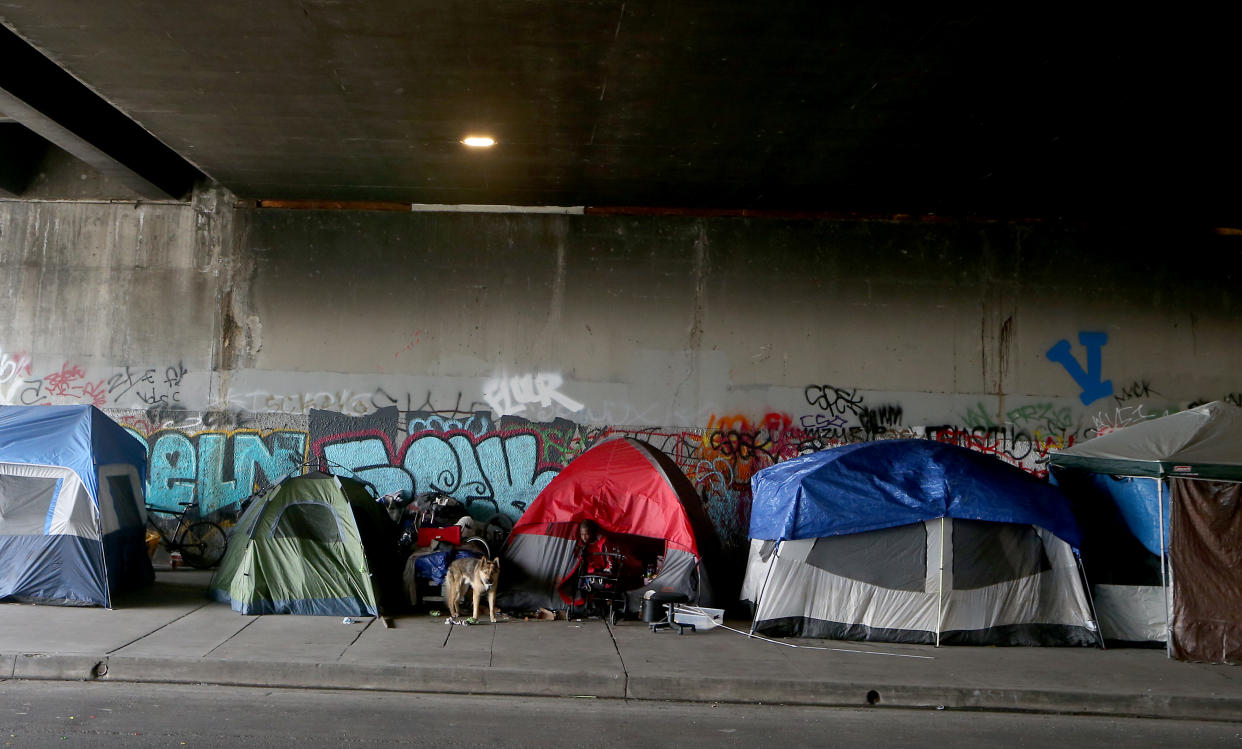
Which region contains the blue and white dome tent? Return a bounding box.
[0,405,153,607]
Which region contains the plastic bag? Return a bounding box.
[412,548,483,586]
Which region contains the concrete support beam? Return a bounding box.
[0,23,203,199]
[0,121,48,195]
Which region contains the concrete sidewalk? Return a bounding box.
[2,569,1240,722]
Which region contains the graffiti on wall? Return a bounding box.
[0,348,33,405]
[293,405,554,521]
[799,384,909,446]
[0,349,189,412]
[694,413,800,542]
[315,429,561,521]
[482,371,584,417]
[129,427,308,515]
[924,425,1072,476]
[20,327,1231,548]
[309,407,569,523]
[111,384,1239,547]
[1046,331,1113,406]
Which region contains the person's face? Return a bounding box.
[578,525,592,543]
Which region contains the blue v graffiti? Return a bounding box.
[1046,331,1113,406]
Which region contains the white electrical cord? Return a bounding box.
[711,619,933,659]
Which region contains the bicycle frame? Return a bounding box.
[145,502,228,569]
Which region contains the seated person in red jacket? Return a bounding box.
[576,519,616,591]
[556,519,610,607]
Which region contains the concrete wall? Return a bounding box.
[3,188,1241,552]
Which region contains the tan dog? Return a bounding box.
[445,556,500,622]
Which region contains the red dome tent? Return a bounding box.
[499,436,716,614]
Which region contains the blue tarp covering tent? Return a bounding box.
[749,439,1082,547]
[742,440,1096,646]
[0,405,152,607]
[1051,471,1166,557]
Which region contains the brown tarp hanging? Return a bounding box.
[1169,478,1242,663]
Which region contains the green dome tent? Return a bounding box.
[209,471,401,616]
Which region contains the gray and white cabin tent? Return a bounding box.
[742,440,1099,646]
[1048,401,1242,662]
[0,405,153,607]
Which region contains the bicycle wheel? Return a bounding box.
[178,521,227,569]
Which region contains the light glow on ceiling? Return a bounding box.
[461,136,496,147]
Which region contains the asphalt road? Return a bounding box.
[2,681,1241,748]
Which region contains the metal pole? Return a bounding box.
[1075,552,1106,649]
[749,540,781,638]
[1157,477,1171,657]
[936,517,945,648]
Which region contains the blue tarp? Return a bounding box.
[414,548,483,586]
[1050,470,1167,557]
[749,439,1083,548]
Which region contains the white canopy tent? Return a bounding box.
[1049,401,1242,662]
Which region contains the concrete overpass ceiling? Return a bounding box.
[0,23,203,198]
[0,4,1235,222]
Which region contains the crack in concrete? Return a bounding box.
[488,623,497,668]
[339,617,373,660]
[604,618,629,697]
[202,615,258,658]
[105,601,211,655]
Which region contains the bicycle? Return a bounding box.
[145,501,228,569]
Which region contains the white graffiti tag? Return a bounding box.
[482,372,584,417]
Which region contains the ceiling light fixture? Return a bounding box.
[461,136,496,147]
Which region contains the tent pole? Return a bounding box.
[936,517,945,648]
[749,540,781,638]
[1157,477,1171,657]
[1075,552,1106,649]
